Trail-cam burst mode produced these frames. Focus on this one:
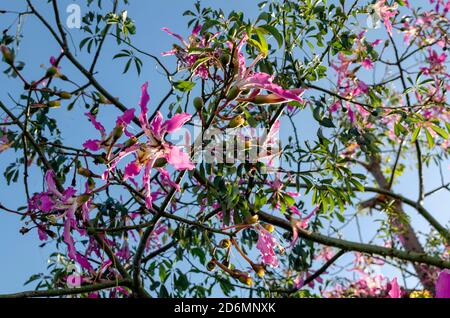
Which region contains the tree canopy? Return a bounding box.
[0,0,449,298]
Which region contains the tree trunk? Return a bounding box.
[366,156,436,292]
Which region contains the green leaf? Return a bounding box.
[24,273,42,286]
[430,125,449,140]
[320,117,335,128]
[174,81,196,92]
[159,265,168,282]
[255,29,268,56]
[258,25,283,48]
[410,126,421,143]
[424,128,435,148]
[350,178,365,192]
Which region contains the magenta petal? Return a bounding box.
[142,159,155,209]
[83,139,102,151]
[347,106,355,123]
[76,253,93,271]
[161,27,186,44]
[248,72,273,85]
[388,278,401,298]
[161,49,177,56]
[50,56,57,66]
[256,227,279,268]
[102,144,139,180]
[62,187,77,202]
[37,225,48,241]
[39,194,55,212]
[63,217,77,260]
[45,170,60,196]
[139,82,150,114]
[150,111,164,138]
[85,112,106,135]
[162,113,192,134]
[158,168,181,191]
[116,108,135,127]
[139,82,151,135]
[166,146,194,170]
[247,73,303,102]
[264,84,303,102]
[329,101,341,112]
[362,58,374,70]
[436,269,450,298]
[192,24,202,37]
[124,161,142,180]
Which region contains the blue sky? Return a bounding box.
[0,0,449,295]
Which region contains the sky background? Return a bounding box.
[0,0,449,295]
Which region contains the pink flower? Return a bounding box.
[362,58,374,70]
[161,25,214,79]
[436,269,450,298]
[83,107,135,151]
[316,246,335,262]
[290,206,319,247]
[103,83,194,208]
[294,273,305,289]
[373,0,399,36]
[256,225,279,268]
[29,170,92,271]
[388,278,401,298]
[420,49,448,76]
[146,223,168,250]
[229,34,304,104]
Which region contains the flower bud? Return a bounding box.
[48,100,61,108]
[58,91,72,99]
[77,167,94,177]
[193,97,204,111]
[112,125,124,140]
[47,215,57,224]
[252,264,266,278]
[228,115,245,128]
[244,214,259,224]
[124,136,138,148]
[0,45,14,65]
[251,94,285,105]
[45,66,58,78]
[207,260,216,271]
[220,54,230,67]
[97,94,110,104]
[226,86,240,101]
[219,239,231,249]
[77,194,91,204]
[153,157,168,168]
[262,223,274,233]
[87,177,95,190]
[238,273,253,286]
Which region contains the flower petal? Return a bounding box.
[116,108,135,127]
[162,113,192,134]
[139,82,152,136]
[83,139,102,151]
[436,269,450,298]
[166,146,194,170]
[124,161,142,180]
[388,278,401,298]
